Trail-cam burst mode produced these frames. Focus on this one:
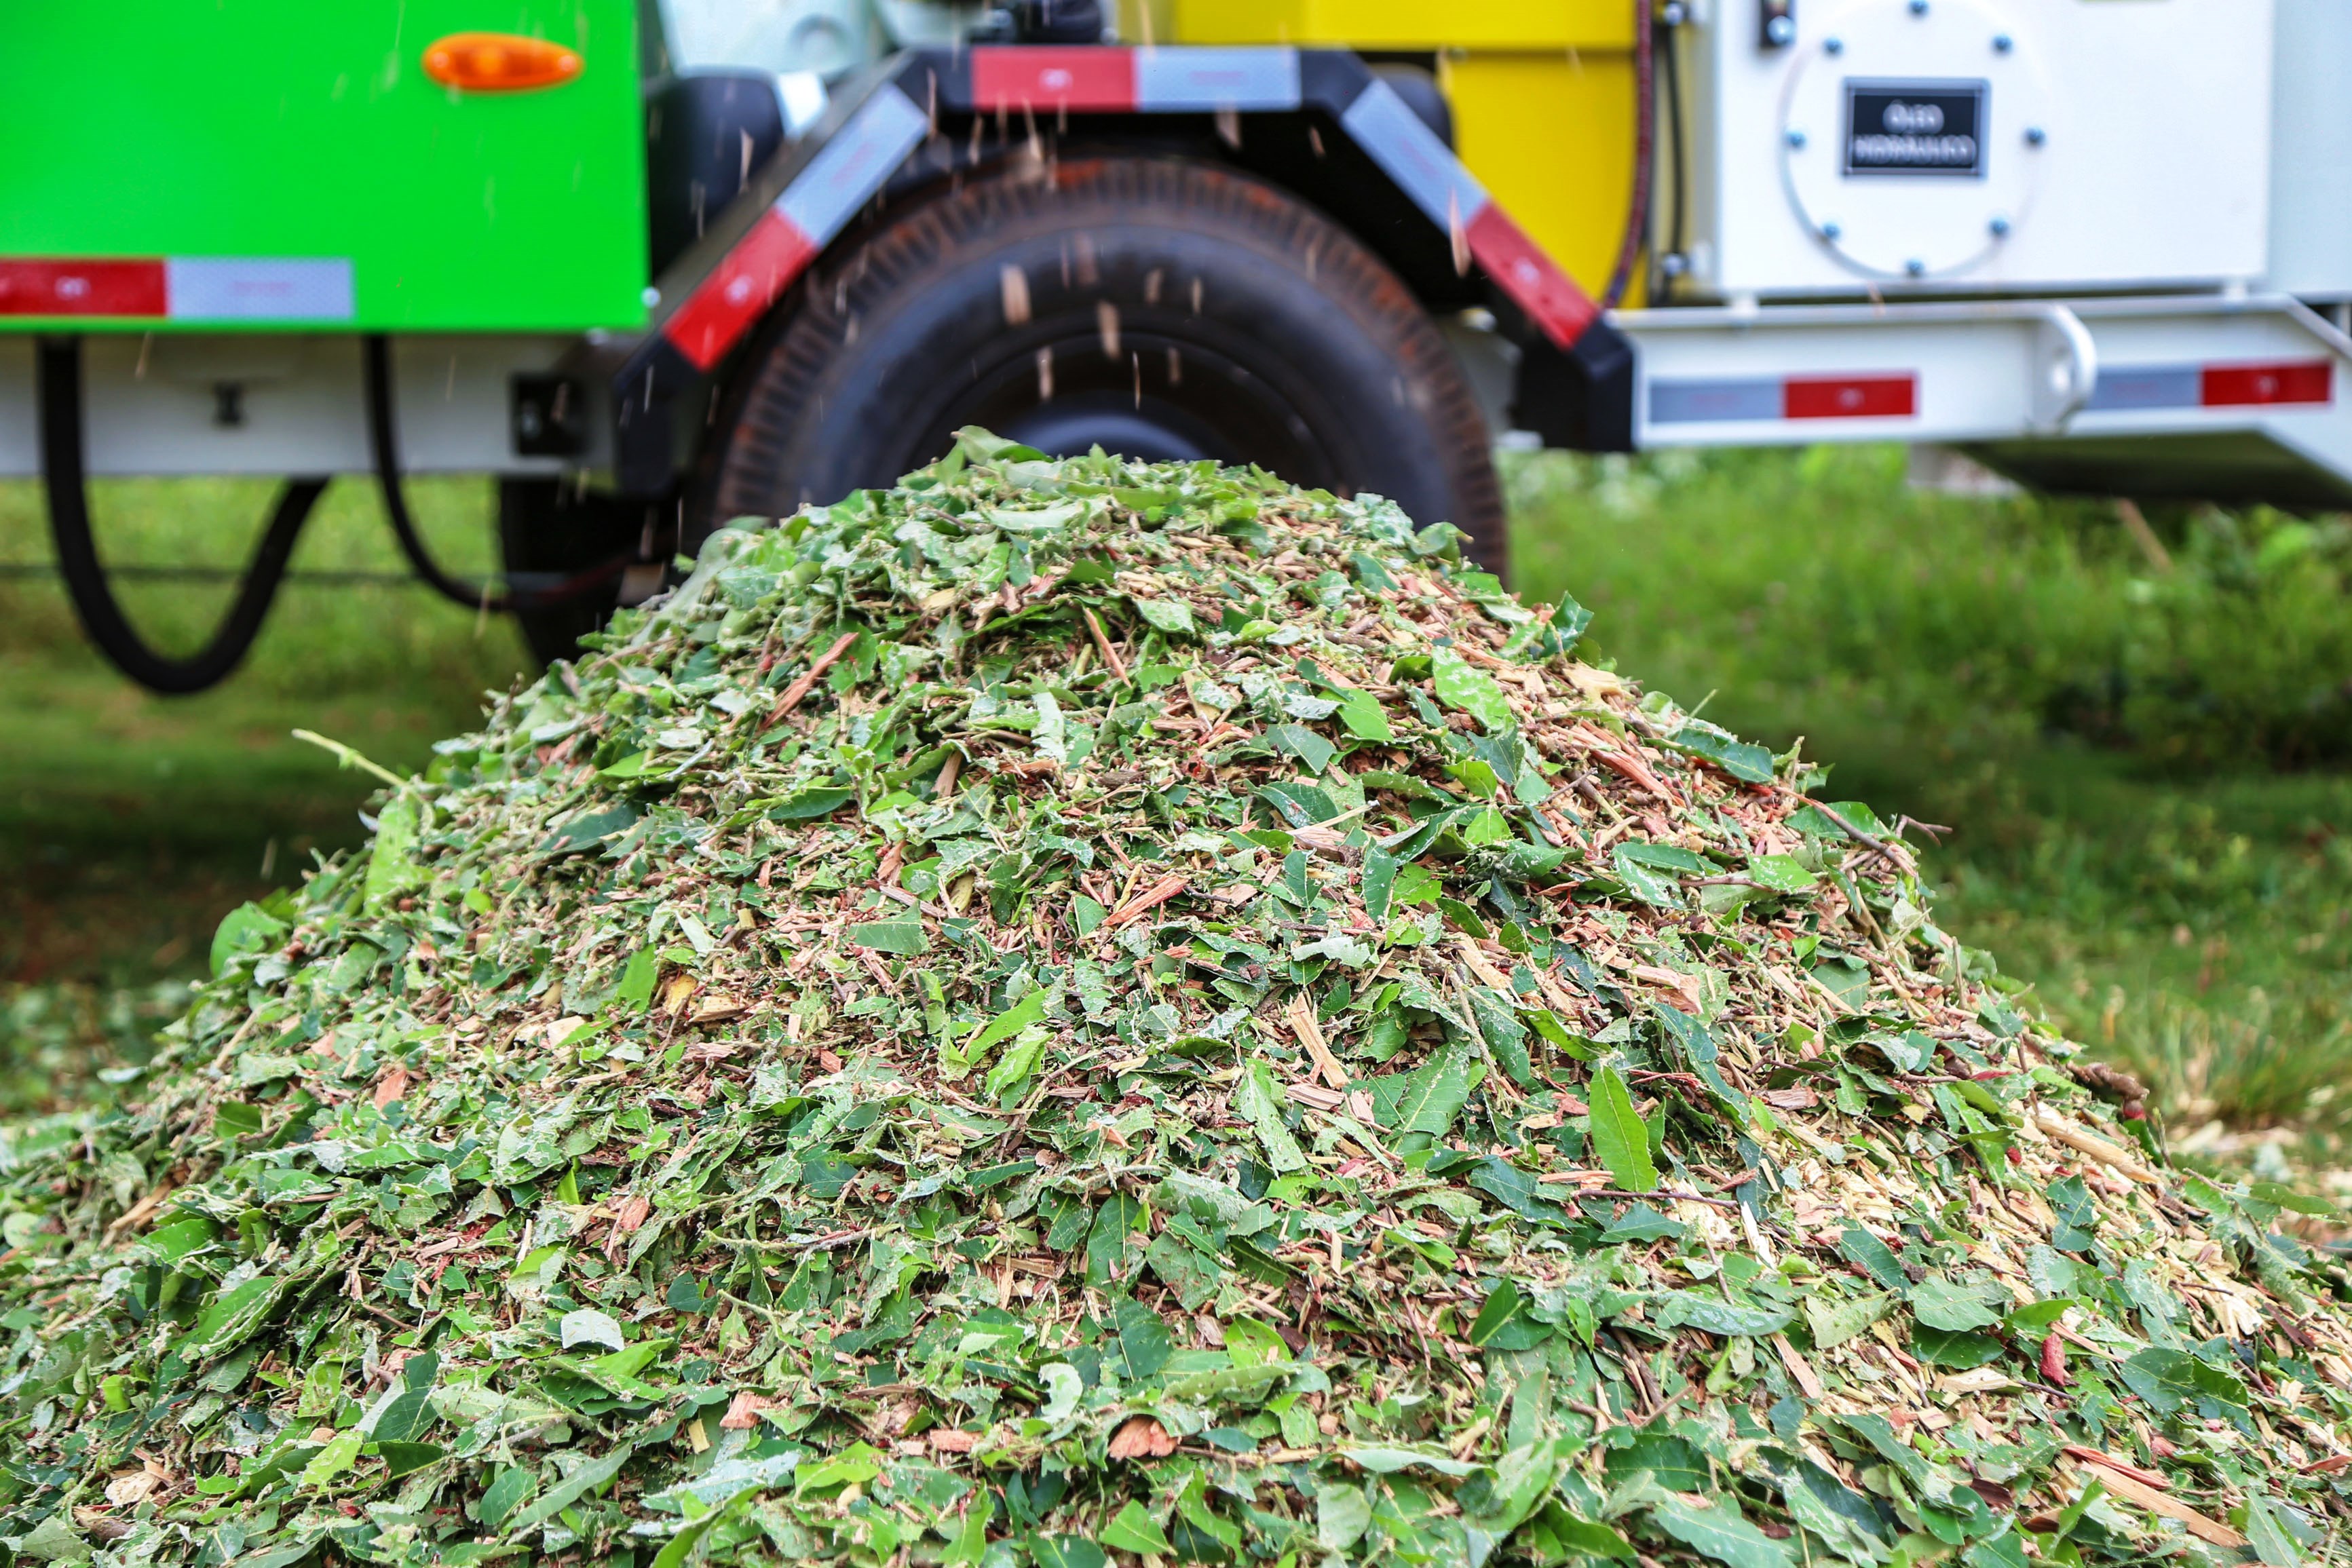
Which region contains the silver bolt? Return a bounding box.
[641,286,661,307]
[1661,252,1690,278]
[1905,259,1926,276]
[1787,128,1808,149]
[1993,32,2013,52]
[1821,221,1842,240]
[1663,1,1688,22]
[2024,125,2047,146]
[1824,35,1844,53]
[1765,14,1794,43]
[1989,215,2011,237]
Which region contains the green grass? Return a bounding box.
[3,451,2349,1162]
[0,476,531,1002]
[1507,445,2352,1154]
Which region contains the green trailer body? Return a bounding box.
[0,0,649,332]
[0,2,1637,692]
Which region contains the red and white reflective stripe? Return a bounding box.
[970,46,1302,113]
[2087,358,2332,413]
[1464,206,1597,347]
[0,256,353,320]
[662,85,928,372]
[662,48,1603,375]
[1648,371,1917,424]
[663,212,819,372]
[1338,77,1598,348]
[2201,358,2331,407]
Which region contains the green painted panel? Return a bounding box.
[0,1,649,331]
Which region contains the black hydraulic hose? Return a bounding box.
[37,337,328,696]
[1599,0,1656,311]
[362,334,639,613]
[362,334,516,612]
[1658,9,1688,274]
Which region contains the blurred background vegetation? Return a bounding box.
[2,453,2348,1181]
[1509,446,2352,1181]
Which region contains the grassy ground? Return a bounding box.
[0,475,530,1109]
[1506,446,2352,1173]
[1,453,2348,1170]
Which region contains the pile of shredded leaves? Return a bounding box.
[10,431,2352,1568]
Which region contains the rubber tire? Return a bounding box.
[497,480,658,668]
[701,156,1507,574]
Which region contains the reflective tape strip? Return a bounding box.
[662,210,818,372]
[2202,358,2331,407]
[0,256,355,320]
[1648,376,1781,424]
[664,84,926,371]
[1133,47,1300,111]
[1649,372,1918,423]
[0,259,166,317]
[1340,77,1486,232]
[166,256,353,321]
[2087,359,2332,413]
[1335,75,1602,347]
[1464,204,1595,348]
[2083,365,2201,413]
[776,84,930,250]
[972,45,1136,111]
[1785,373,1915,419]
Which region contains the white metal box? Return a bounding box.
[1677,0,2275,299]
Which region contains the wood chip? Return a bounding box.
[1287,995,1349,1090]
[2070,1457,2246,1547]
[2032,1111,2164,1184]
[1770,1333,1824,1399]
[1107,1415,1177,1459]
[762,630,861,731]
[719,1391,780,1430]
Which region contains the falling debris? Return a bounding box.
[7,432,2352,1567]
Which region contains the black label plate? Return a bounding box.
[1843,79,1987,177]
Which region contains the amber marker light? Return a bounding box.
[421,33,583,92]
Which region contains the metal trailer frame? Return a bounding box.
[9,32,2352,691]
[1623,294,2352,508]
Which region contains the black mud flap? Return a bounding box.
[1513,320,1637,454]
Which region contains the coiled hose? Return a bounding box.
[38,338,328,695]
[39,335,634,694]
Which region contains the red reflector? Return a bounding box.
[2201,360,2331,407]
[662,210,817,372]
[0,259,167,317]
[972,46,1137,112]
[1464,204,1597,349]
[1784,374,1916,420]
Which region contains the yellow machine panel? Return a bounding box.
[1169,0,1643,301]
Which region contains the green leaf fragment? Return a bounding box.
[1587,1066,1658,1193]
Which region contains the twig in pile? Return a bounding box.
[1585,1188,1739,1209]
[761,632,860,732]
[1104,875,1188,930]
[1082,607,1130,683]
[1285,996,1350,1091]
[2032,1111,2164,1185]
[1802,796,1914,871]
